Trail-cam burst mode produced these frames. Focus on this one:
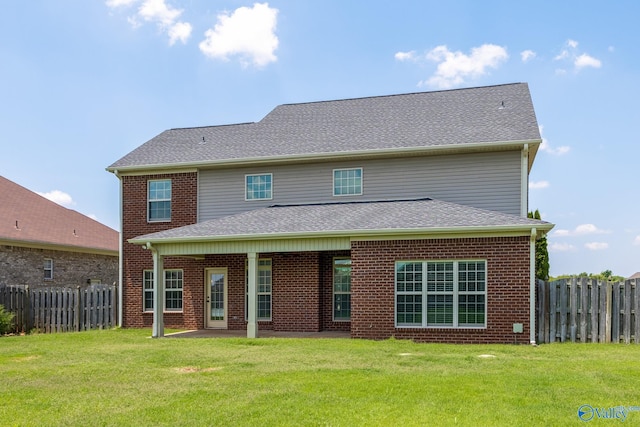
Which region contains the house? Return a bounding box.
[0,176,119,288]
[108,83,553,344]
[629,272,640,280]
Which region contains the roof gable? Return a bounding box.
[109,83,541,171]
[0,176,118,254]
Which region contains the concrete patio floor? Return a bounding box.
[165,329,351,339]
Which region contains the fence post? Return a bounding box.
[605,282,612,343]
[634,279,639,344]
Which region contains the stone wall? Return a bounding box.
[0,245,118,287]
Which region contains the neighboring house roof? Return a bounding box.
[108,83,541,172]
[629,272,640,280]
[130,198,553,245]
[0,176,118,255]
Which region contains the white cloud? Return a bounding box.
[168,21,192,45]
[553,223,609,237]
[106,0,191,45]
[550,242,575,252]
[420,44,508,89]
[554,39,601,72]
[106,0,138,7]
[37,190,75,207]
[633,235,640,246]
[520,50,536,62]
[585,242,608,251]
[575,53,602,70]
[395,51,416,61]
[529,180,549,189]
[538,125,570,155]
[199,3,278,68]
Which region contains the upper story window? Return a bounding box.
[44,258,53,280]
[245,174,273,201]
[148,179,171,222]
[333,168,362,196]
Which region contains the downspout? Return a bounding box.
[114,169,124,328]
[530,227,537,345]
[521,144,529,218]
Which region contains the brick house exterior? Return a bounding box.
[0,176,118,288]
[109,83,553,343]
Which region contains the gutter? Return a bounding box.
[107,139,542,174]
[128,223,555,246]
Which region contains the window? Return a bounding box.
[142,269,183,312]
[395,260,486,328]
[333,168,362,196]
[333,258,351,321]
[143,270,154,312]
[245,174,272,200]
[148,179,171,222]
[246,259,272,321]
[44,259,53,280]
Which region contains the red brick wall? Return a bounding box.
[350,237,531,343]
[121,172,198,328]
[271,252,321,332]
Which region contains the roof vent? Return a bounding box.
[498,100,505,109]
[199,136,206,145]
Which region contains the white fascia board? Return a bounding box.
[0,238,119,257]
[128,223,554,247]
[107,140,541,174]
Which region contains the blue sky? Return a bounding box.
[1,1,638,277]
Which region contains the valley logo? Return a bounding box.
[578,404,640,422]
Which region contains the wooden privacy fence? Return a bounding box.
[537,278,639,344]
[0,284,117,333]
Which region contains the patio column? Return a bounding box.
[150,245,165,338]
[247,252,258,338]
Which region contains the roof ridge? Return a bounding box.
[169,122,255,131]
[275,82,526,108]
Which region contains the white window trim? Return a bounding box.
[333,167,363,196]
[395,260,487,329]
[245,173,273,201]
[143,270,154,312]
[245,259,272,321]
[147,179,171,223]
[332,257,351,322]
[44,258,53,280]
[142,269,184,313]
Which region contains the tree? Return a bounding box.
[528,210,550,280]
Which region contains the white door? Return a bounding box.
[205,268,227,328]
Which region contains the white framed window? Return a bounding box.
[245,259,272,321]
[143,270,154,312]
[143,269,183,312]
[333,168,362,196]
[395,260,486,328]
[245,174,273,200]
[44,258,53,280]
[148,179,171,222]
[333,258,351,321]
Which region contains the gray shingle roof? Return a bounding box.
[109,83,540,170]
[130,198,552,243]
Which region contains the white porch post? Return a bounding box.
[247,252,258,338]
[151,245,165,338]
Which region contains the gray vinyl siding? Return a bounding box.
[198,151,522,222]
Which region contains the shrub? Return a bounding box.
[0,304,15,335]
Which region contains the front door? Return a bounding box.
[205,268,227,328]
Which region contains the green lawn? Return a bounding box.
[1,329,639,426]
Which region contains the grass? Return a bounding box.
[1,330,640,426]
